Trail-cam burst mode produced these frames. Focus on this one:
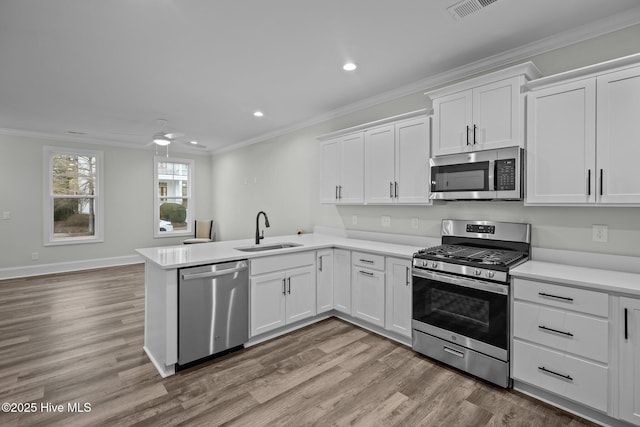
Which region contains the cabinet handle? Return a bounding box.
[390,182,394,198]
[538,325,574,337]
[443,346,465,358]
[282,278,286,295]
[600,169,603,196]
[339,185,343,199]
[538,292,573,302]
[538,366,573,382]
[473,124,477,145]
[359,270,374,277]
[466,125,470,145]
[335,185,338,200]
[587,169,591,196]
[405,266,410,286]
[395,181,398,199]
[625,308,629,340]
[318,256,323,272]
[287,277,291,294]
[359,259,374,264]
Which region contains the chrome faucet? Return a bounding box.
[255,211,270,244]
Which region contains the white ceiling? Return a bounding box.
[1,0,640,154]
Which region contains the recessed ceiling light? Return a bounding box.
[343,62,357,71]
[253,111,264,117]
[190,140,198,145]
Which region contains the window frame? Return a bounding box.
[43,146,104,246]
[154,156,195,238]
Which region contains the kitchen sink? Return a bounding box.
[235,243,302,252]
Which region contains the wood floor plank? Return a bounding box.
[0,264,598,427]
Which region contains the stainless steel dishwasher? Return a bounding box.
[178,260,249,367]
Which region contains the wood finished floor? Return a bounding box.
[0,264,598,427]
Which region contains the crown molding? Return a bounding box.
[215,7,640,155]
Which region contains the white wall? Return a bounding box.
[211,24,640,257]
[0,134,212,270]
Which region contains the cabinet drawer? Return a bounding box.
[512,340,607,412]
[513,278,608,317]
[250,251,315,276]
[352,251,385,270]
[513,301,608,363]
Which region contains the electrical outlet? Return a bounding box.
[2,211,10,220]
[352,215,358,225]
[31,252,39,261]
[411,218,419,229]
[592,225,608,242]
[381,216,391,227]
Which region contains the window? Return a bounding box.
[44,146,104,245]
[154,157,194,237]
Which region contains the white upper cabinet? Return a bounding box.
[526,79,596,204]
[596,66,640,204]
[319,110,430,205]
[428,63,540,157]
[319,132,364,204]
[364,116,430,205]
[526,55,640,206]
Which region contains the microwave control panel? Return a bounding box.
[495,158,516,191]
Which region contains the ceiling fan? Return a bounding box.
[149,119,207,150]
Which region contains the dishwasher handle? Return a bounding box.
[181,264,248,281]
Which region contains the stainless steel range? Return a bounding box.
[411,219,531,388]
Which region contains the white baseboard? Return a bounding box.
[0,254,143,280]
[144,346,175,378]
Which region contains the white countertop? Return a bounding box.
[511,260,640,297]
[136,233,421,269]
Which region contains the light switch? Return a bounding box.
[411,218,419,229]
[2,211,10,220]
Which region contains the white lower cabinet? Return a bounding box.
[250,252,316,337]
[512,278,609,412]
[351,252,385,327]
[385,257,412,338]
[316,249,334,313]
[333,249,351,314]
[619,297,640,424]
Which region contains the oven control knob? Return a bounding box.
[422,260,428,267]
[486,271,495,278]
[431,262,438,268]
[474,269,481,276]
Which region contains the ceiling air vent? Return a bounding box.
[447,0,499,20]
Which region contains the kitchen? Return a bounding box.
[2,1,640,426]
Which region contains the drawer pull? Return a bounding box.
[625,308,629,340]
[359,259,374,264]
[359,270,374,277]
[443,346,465,358]
[538,292,574,302]
[538,366,573,381]
[538,325,574,337]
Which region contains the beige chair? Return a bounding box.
[182,220,214,244]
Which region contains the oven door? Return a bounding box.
[412,268,509,361]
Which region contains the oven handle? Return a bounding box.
[412,268,508,296]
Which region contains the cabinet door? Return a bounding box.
[333,249,351,314]
[339,133,364,203]
[316,250,334,313]
[620,297,640,424]
[319,138,340,203]
[364,125,396,204]
[472,76,521,150]
[352,267,385,328]
[432,90,473,156]
[385,258,412,337]
[285,266,316,324]
[250,272,286,337]
[597,66,640,204]
[395,117,430,204]
[526,79,596,204]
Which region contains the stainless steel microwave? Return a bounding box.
[429,147,523,200]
